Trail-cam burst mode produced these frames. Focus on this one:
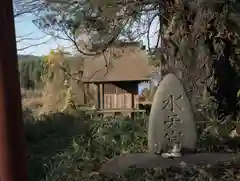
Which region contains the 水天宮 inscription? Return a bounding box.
[148,73,197,153]
[161,94,183,111]
[164,130,183,147]
[162,95,183,148]
[164,114,182,128]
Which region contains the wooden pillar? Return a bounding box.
[101,84,105,109]
[131,92,135,119]
[114,86,117,109]
[131,93,135,109]
[0,0,28,180]
[97,84,100,109]
[83,84,87,104]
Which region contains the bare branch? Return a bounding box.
[16,35,48,43]
[147,13,161,52]
[17,38,52,51]
[16,32,34,39]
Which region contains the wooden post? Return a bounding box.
[131,93,135,109]
[102,84,105,109]
[0,0,28,180]
[131,92,135,119]
[97,84,100,109]
[114,91,117,109]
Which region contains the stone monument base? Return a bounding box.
[99,153,240,176]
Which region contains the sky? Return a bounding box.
[15,15,72,56]
[15,14,160,56]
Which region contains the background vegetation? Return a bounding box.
[19,57,44,89]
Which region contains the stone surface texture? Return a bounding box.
[99,153,240,175]
[148,73,197,153]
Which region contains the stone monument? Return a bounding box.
[148,73,197,154]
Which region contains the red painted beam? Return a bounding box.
[0,0,28,181]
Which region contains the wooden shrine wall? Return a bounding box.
[102,82,139,109]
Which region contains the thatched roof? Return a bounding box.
[82,43,153,83]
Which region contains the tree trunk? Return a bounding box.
[159,1,240,120]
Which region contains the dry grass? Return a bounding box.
[22,98,43,110]
[21,74,86,115]
[21,89,43,114]
[21,88,42,98]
